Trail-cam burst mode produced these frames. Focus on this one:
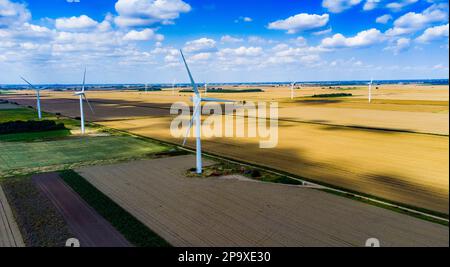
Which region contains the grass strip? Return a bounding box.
[59,169,171,247]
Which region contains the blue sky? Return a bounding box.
[0,0,448,83]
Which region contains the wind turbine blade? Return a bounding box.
[82,68,86,92]
[20,77,36,89]
[179,50,199,95]
[201,97,235,102]
[182,102,201,146]
[83,94,95,114]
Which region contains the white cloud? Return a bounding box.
[184,38,217,53]
[386,0,418,12]
[123,28,164,41]
[313,28,332,35]
[322,0,362,13]
[321,28,384,48]
[267,13,329,34]
[55,15,98,31]
[220,35,244,43]
[218,46,263,57]
[189,52,211,61]
[0,0,31,26]
[376,14,392,24]
[385,4,448,36]
[384,37,411,54]
[416,24,449,43]
[363,0,382,11]
[114,0,191,27]
[234,16,253,23]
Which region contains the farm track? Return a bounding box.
[0,185,24,247]
[32,172,131,247]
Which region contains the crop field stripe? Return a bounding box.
[103,127,448,224]
[84,100,448,136]
[59,170,171,247]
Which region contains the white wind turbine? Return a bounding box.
[290,81,296,100]
[180,50,234,174]
[204,82,208,96]
[74,68,94,134]
[368,78,373,103]
[145,83,148,93]
[20,77,42,119]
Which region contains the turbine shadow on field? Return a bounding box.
[2,92,449,214]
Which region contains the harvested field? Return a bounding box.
[0,185,24,247]
[2,84,448,214]
[76,155,449,247]
[32,173,131,247]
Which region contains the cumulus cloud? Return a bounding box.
[322,0,362,13]
[184,38,217,53]
[218,46,263,57]
[234,16,253,23]
[321,28,384,48]
[114,0,191,27]
[55,15,98,31]
[384,37,411,54]
[363,0,382,11]
[123,28,164,41]
[376,14,392,24]
[267,13,329,34]
[385,4,448,36]
[386,0,418,12]
[220,35,244,43]
[0,0,31,26]
[416,23,449,43]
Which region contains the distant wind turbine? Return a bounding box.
[145,83,148,93]
[74,68,94,134]
[368,78,373,103]
[20,77,42,119]
[290,82,296,100]
[204,82,208,96]
[180,50,234,174]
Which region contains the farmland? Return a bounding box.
[75,155,449,247]
[1,84,448,215]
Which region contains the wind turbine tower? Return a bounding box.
[180,50,233,174]
[20,77,42,119]
[74,68,94,134]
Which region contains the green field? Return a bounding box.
[0,107,55,123]
[0,129,71,142]
[0,136,169,177]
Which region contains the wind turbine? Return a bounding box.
[145,83,148,93]
[368,78,373,103]
[204,82,208,96]
[20,77,42,119]
[74,68,94,134]
[290,82,296,100]
[180,50,233,174]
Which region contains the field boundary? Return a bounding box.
[59,170,171,247]
[100,126,449,225]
